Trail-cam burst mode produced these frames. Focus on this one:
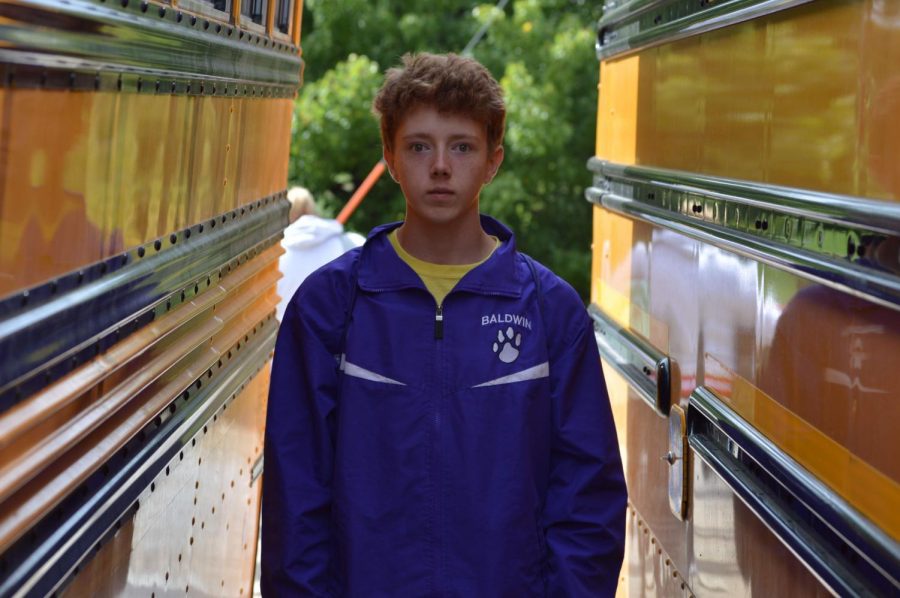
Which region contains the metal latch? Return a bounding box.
[664,404,690,520]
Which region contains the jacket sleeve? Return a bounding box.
[261,292,340,596]
[544,305,627,597]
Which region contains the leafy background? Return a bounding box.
[291,0,603,298]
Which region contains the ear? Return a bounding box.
[485,144,504,184]
[383,145,399,182]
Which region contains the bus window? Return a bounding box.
[179,0,231,19]
[275,0,293,35]
[241,0,266,27]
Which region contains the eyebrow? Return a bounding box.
[400,132,481,143]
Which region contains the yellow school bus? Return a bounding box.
[0,0,302,594]
[588,0,899,594]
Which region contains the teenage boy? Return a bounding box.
[262,53,626,596]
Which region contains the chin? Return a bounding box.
[409,207,463,226]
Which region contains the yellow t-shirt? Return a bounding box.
[389,230,499,306]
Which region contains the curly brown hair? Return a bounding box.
[373,53,506,152]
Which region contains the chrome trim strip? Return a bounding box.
[0,0,302,90]
[588,303,671,416]
[1,320,278,598]
[0,49,295,96]
[588,158,900,234]
[688,387,900,596]
[250,454,264,486]
[0,195,288,413]
[586,159,900,312]
[596,0,814,60]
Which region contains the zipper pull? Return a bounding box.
[435,306,443,340]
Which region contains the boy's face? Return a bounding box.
[383,105,503,229]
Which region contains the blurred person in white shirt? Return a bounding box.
[276,187,365,321]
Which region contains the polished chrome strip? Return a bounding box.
[0,0,302,90]
[586,159,900,312]
[250,454,264,486]
[0,49,295,96]
[596,0,814,60]
[2,321,277,598]
[588,303,670,416]
[0,195,288,413]
[589,158,900,234]
[688,387,900,596]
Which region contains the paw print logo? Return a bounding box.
[493,327,522,364]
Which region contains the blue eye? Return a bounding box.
[457,143,471,153]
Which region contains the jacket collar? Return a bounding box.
[357,214,523,298]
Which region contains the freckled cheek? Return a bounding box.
[407,157,434,175]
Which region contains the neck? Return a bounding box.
[397,213,494,264]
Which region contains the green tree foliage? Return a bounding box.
[290,55,400,227]
[291,0,603,298]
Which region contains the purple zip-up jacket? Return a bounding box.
[261,215,626,597]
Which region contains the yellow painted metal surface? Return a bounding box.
[707,355,900,541]
[591,211,633,326]
[597,0,900,202]
[0,92,293,299]
[593,54,639,332]
[596,55,640,165]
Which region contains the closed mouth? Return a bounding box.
[427,188,454,196]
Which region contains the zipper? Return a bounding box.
[432,300,444,592]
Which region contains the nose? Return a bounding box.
[431,148,450,177]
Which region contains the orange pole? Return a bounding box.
[336,159,386,224]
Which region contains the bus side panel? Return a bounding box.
[0,0,304,593]
[592,0,900,594]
